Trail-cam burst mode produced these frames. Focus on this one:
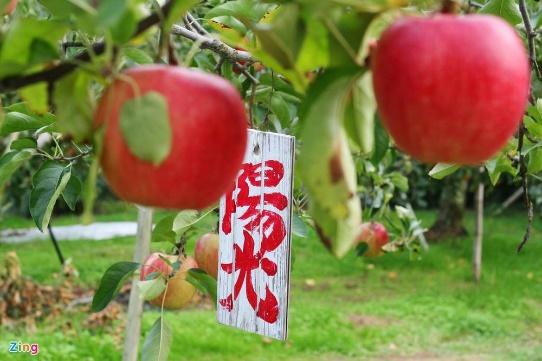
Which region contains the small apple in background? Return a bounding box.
[5,0,17,14]
[140,252,198,310]
[372,14,529,164]
[95,65,248,210]
[194,233,219,279]
[356,222,389,258]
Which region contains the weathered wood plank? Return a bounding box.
[217,130,295,340]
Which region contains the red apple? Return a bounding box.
[357,222,389,258]
[194,233,219,279]
[372,14,529,164]
[95,65,248,209]
[140,253,198,310]
[4,0,17,14]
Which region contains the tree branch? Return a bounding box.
[516,0,538,253]
[519,0,541,79]
[0,0,175,93]
[170,25,254,64]
[0,1,257,93]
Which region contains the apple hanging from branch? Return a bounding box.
[372,14,530,165]
[95,65,248,210]
[194,233,219,279]
[140,253,198,310]
[356,222,389,258]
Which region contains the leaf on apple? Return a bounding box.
[120,92,172,166]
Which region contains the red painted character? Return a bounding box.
[220,160,287,324]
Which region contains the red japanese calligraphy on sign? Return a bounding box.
[220,160,287,323]
[217,130,294,340]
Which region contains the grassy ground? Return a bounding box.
[1,209,542,361]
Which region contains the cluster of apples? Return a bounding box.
[140,233,219,309]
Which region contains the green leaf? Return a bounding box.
[110,7,138,43]
[0,150,34,189]
[485,152,517,185]
[62,174,82,211]
[152,214,177,244]
[120,92,172,165]
[29,162,72,231]
[92,261,140,312]
[292,213,308,238]
[389,171,408,192]
[141,317,172,361]
[269,94,291,128]
[172,210,200,235]
[186,268,217,305]
[81,153,99,224]
[53,71,95,141]
[524,115,542,138]
[428,163,460,180]
[122,47,154,65]
[19,82,49,115]
[96,0,128,28]
[39,0,97,34]
[298,67,363,258]
[0,19,67,77]
[528,147,542,174]
[0,111,54,136]
[480,0,522,25]
[10,137,37,150]
[295,16,329,71]
[165,0,199,29]
[138,277,167,301]
[205,0,272,22]
[250,3,305,70]
[344,72,375,154]
[371,115,389,165]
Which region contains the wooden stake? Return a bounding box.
[473,173,484,284]
[123,207,153,361]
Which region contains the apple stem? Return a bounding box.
[440,0,462,14]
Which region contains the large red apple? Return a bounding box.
[194,233,219,279]
[357,222,389,258]
[372,14,529,164]
[95,65,248,209]
[140,253,198,310]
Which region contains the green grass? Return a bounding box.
[2,210,542,360]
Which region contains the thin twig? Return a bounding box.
[516,124,534,253]
[186,12,208,35]
[519,0,542,79]
[170,25,254,64]
[516,0,537,253]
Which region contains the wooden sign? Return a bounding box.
[217,130,295,340]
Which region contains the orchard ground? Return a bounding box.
[1,209,542,361]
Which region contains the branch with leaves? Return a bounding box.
[0,1,255,94]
